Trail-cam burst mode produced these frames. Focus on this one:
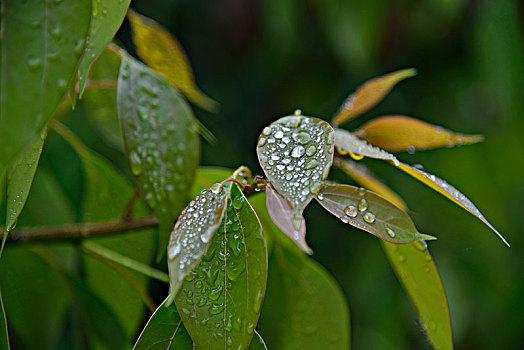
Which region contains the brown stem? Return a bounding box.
[122,189,140,221]
[2,216,158,243]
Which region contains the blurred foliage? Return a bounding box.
[1,0,523,348]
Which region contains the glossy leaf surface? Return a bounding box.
[76,0,131,96]
[316,184,433,243]
[54,122,155,339]
[167,182,230,302]
[257,114,334,217]
[336,158,452,348]
[258,235,349,349]
[334,128,399,164]
[118,56,200,255]
[355,115,484,152]
[127,10,218,112]
[0,0,91,178]
[175,184,267,350]
[331,68,416,126]
[265,183,310,254]
[394,162,509,246]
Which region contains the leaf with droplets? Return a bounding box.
[174,183,267,350]
[316,184,434,243]
[334,127,399,164]
[265,183,310,254]
[127,9,219,112]
[394,162,509,246]
[0,288,10,350]
[76,0,131,97]
[355,115,484,152]
[1,131,45,255]
[118,55,200,258]
[334,158,452,348]
[166,182,230,302]
[331,68,417,126]
[258,234,349,350]
[0,0,91,180]
[257,114,335,219]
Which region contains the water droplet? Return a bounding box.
[317,193,324,200]
[276,164,285,171]
[306,145,317,156]
[211,183,222,194]
[349,152,364,160]
[257,137,266,146]
[291,145,306,158]
[363,212,375,223]
[262,127,272,136]
[305,159,319,169]
[209,303,225,315]
[128,151,143,176]
[294,109,302,116]
[56,79,67,91]
[209,286,223,301]
[274,130,284,138]
[27,58,41,71]
[310,182,323,194]
[344,206,357,218]
[386,227,396,238]
[195,280,203,289]
[168,244,181,260]
[292,131,311,145]
[407,145,416,154]
[233,195,244,209]
[358,198,368,212]
[51,26,61,39]
[74,39,85,55]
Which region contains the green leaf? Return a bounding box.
[250,331,268,350]
[76,0,131,97]
[316,184,434,243]
[118,55,200,257]
[167,182,230,302]
[265,183,310,253]
[0,0,91,178]
[256,113,335,217]
[258,235,350,349]
[381,241,453,350]
[133,298,194,350]
[174,184,267,350]
[394,162,510,247]
[1,131,45,255]
[331,68,417,126]
[127,9,219,112]
[0,288,10,350]
[334,127,399,164]
[53,122,155,340]
[354,115,484,152]
[192,167,235,195]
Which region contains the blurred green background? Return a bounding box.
[7,0,524,348]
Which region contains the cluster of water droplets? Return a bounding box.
[257,112,334,211]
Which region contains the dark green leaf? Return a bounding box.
[0,288,10,350]
[258,235,349,349]
[175,184,267,350]
[250,331,268,350]
[76,0,131,97]
[265,183,310,253]
[167,182,230,301]
[334,127,399,164]
[316,184,434,243]
[192,167,235,196]
[256,113,334,217]
[0,0,91,178]
[118,55,200,256]
[54,122,155,340]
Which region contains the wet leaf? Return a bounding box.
[2,131,45,254]
[316,184,433,243]
[256,114,334,218]
[118,55,200,257]
[53,122,155,339]
[382,241,453,349]
[0,288,10,350]
[334,158,452,348]
[166,182,230,302]
[331,68,416,126]
[355,115,484,152]
[174,183,267,350]
[76,0,131,97]
[394,162,510,246]
[0,0,91,179]
[265,183,310,254]
[127,9,219,112]
[334,127,399,165]
[258,235,349,350]
[133,298,193,350]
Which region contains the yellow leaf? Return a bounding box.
[127,9,219,112]
[355,115,484,152]
[332,68,416,126]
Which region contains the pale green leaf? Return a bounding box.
[118,55,200,257]
[334,127,399,164]
[175,184,267,350]
[0,0,91,178]
[76,0,131,97]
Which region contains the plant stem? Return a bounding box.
[1,216,158,242]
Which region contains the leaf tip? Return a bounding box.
[417,233,437,241]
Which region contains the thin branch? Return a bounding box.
[2,216,158,242]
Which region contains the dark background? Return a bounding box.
[14,0,524,349]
